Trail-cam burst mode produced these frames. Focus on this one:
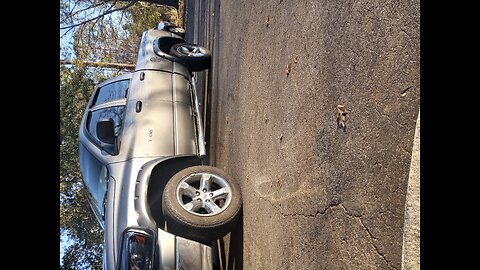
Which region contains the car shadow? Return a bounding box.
[191,0,243,268]
[212,211,243,270]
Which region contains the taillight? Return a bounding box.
[120,229,155,270]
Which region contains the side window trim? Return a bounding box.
[90,75,131,107]
[88,86,99,108]
[90,99,127,112]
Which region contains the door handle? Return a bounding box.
[136,101,142,113]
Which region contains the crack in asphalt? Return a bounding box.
[394,119,408,129]
[398,144,412,156]
[399,27,413,40]
[340,204,398,270]
[256,193,397,269]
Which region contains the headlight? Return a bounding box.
[120,229,155,270]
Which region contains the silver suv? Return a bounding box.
[79,27,242,270]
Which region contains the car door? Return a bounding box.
[84,74,131,157]
[79,74,133,267]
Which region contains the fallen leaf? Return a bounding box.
[337,105,347,130]
[285,63,292,76]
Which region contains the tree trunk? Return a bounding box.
[60,60,136,70]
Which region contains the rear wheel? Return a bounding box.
[162,166,242,243]
[169,43,211,71]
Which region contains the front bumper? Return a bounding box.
[157,229,212,270]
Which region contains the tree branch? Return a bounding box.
[61,59,136,70]
[60,0,137,30]
[60,0,103,26]
[60,0,180,31]
[69,1,105,19]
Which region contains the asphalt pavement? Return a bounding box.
[184,0,420,269]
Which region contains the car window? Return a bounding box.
[79,143,108,226]
[92,79,129,106]
[87,106,126,141]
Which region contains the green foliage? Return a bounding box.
[60,239,103,270]
[116,2,178,65]
[60,66,92,179]
[60,65,103,268]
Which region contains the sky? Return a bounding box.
[60,29,75,61]
[60,232,74,265]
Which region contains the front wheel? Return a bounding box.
[162,166,242,243]
[169,43,211,71]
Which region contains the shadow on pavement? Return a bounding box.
[212,211,243,270]
[185,0,243,268]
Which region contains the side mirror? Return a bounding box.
[97,118,116,144]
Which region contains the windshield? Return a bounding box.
[79,143,108,226]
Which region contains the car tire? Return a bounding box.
[169,43,211,72]
[162,166,242,243]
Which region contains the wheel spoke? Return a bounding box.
[178,182,197,198]
[179,47,189,55]
[199,174,211,192]
[210,187,229,200]
[204,200,222,214]
[183,199,202,212]
[192,47,204,57]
